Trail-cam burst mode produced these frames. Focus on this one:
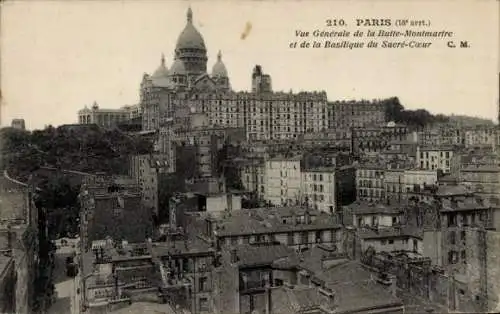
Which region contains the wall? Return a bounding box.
[354,214,399,228]
[206,194,241,213]
[12,225,35,314]
[362,237,421,254]
[423,231,442,266]
[486,231,500,312]
[212,251,239,314]
[0,257,16,314]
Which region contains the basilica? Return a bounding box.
[140,7,329,142]
[78,7,385,155]
[144,7,231,92]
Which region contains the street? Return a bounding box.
[48,241,80,314]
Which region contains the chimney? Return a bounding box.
[230,248,238,264]
[265,280,271,314]
[390,274,397,297]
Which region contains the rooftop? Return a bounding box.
[356,162,387,170]
[234,243,295,268]
[333,280,402,313]
[357,226,423,240]
[302,166,337,173]
[438,174,459,183]
[435,185,471,197]
[109,302,177,314]
[296,249,403,313]
[271,286,331,313]
[215,207,340,237]
[346,201,403,215]
[441,197,491,212]
[461,164,500,172]
[150,238,212,257]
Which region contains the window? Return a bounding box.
[301,232,308,244]
[448,251,458,264]
[461,250,466,263]
[199,277,208,291]
[315,231,322,243]
[199,297,209,312]
[449,231,456,245]
[183,258,190,272]
[388,239,394,244]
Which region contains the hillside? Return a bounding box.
[0,125,153,182]
[447,115,495,127]
[382,97,450,128]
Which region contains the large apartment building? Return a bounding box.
[416,145,457,174]
[328,100,386,129]
[264,156,302,206]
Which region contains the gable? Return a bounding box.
[193,74,216,91]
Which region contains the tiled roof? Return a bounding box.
[346,202,403,215]
[333,280,402,313]
[357,226,423,240]
[271,285,333,314]
[298,245,350,280]
[286,286,324,311]
[441,197,491,212]
[150,238,213,257]
[272,255,300,270]
[235,243,295,268]
[216,207,340,237]
[435,185,471,197]
[293,250,404,313]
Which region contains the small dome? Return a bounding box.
[175,7,206,51]
[152,54,169,78]
[212,50,228,78]
[170,59,186,75]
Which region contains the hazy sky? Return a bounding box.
[1,0,499,130]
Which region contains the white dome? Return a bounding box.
[170,59,186,75]
[212,50,228,78]
[175,7,206,51]
[152,54,169,78]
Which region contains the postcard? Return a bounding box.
[0,1,499,314]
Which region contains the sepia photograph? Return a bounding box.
[0,0,499,313]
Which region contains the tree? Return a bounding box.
[382,97,450,128]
